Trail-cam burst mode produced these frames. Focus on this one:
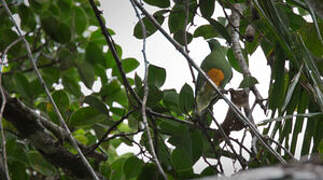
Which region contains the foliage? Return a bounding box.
[0,0,322,179]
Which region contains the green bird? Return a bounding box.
[195,39,233,115]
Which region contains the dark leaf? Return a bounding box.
[124,156,144,179]
[174,30,193,45]
[148,64,166,88]
[69,107,106,128]
[134,12,165,39]
[239,76,258,88]
[143,0,170,8]
[179,83,195,113]
[194,24,219,39]
[200,0,215,18]
[84,95,109,115]
[208,18,231,43]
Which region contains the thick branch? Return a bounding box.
[0,1,98,178]
[2,94,102,179]
[229,4,266,112]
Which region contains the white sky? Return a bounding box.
[100,1,306,175]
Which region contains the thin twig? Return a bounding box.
[229,137,253,155]
[132,0,286,165]
[4,61,58,75]
[0,36,22,180]
[9,43,47,62]
[208,109,247,169]
[264,136,295,160]
[184,0,196,84]
[202,155,220,173]
[87,110,134,154]
[239,129,248,155]
[0,1,99,179]
[88,0,142,107]
[129,0,167,179]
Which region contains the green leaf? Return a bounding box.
[148,64,166,88]
[124,156,144,179]
[163,89,180,113]
[171,147,193,172]
[191,130,203,162]
[90,29,114,46]
[52,90,70,112]
[200,0,215,18]
[135,73,143,90]
[208,18,231,43]
[281,65,303,112]
[138,85,163,107]
[40,67,60,86]
[239,76,258,88]
[106,44,123,68]
[27,151,56,176]
[18,5,36,31]
[122,58,140,73]
[133,12,165,39]
[143,0,170,8]
[269,44,288,110]
[319,139,323,154]
[112,58,139,77]
[299,23,323,58]
[290,90,308,154]
[168,4,186,33]
[76,59,96,89]
[137,164,161,180]
[227,48,242,73]
[62,68,82,97]
[101,80,128,107]
[193,24,219,39]
[41,16,71,44]
[174,30,193,45]
[84,95,109,115]
[13,73,32,99]
[69,107,106,128]
[57,0,72,15]
[179,83,194,113]
[85,42,106,66]
[72,6,88,35]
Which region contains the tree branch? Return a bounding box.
[131,0,286,165]
[0,1,99,179]
[129,0,167,178]
[0,92,103,179]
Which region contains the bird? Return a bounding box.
[195,39,233,115]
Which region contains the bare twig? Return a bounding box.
[88,0,142,107]
[132,0,286,165]
[10,43,47,62]
[87,110,134,154]
[0,36,22,180]
[229,137,253,155]
[208,109,247,169]
[264,136,295,160]
[1,1,99,179]
[129,0,167,179]
[4,61,58,75]
[202,155,220,173]
[184,0,196,84]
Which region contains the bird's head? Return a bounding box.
[207,39,221,51]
